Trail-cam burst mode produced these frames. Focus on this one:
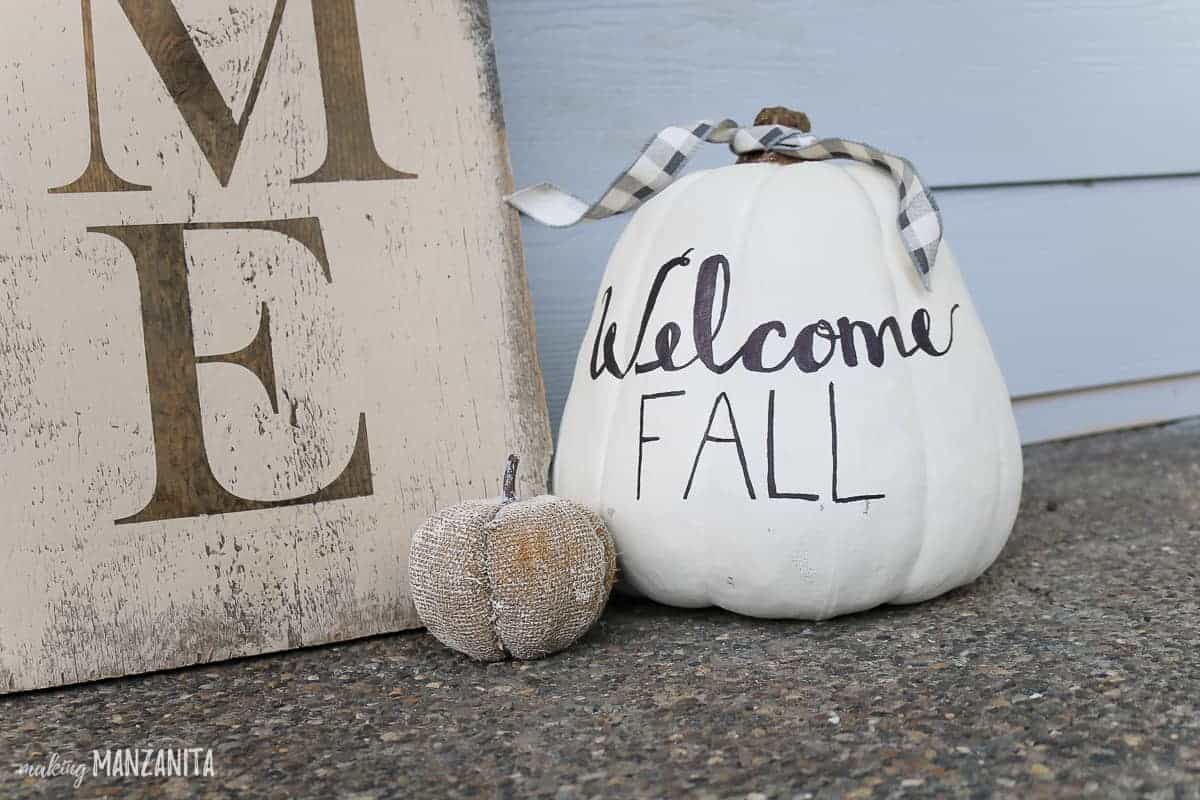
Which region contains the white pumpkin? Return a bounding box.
[552,149,1023,620]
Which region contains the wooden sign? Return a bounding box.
[0,0,551,692]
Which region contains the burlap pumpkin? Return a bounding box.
[409,455,616,660]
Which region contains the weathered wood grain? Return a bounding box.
[0,0,551,693]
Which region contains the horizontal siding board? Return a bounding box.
[1014,375,1200,443]
[492,0,1200,190]
[947,177,1200,398]
[515,175,1200,439]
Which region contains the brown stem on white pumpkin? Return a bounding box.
[501,454,519,503]
[738,105,812,165]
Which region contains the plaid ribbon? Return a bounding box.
[506,119,943,288]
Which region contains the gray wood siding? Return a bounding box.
[491,0,1200,442]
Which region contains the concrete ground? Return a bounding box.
[2,421,1199,799]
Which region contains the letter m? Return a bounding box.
[52,0,414,193]
[92,750,112,775]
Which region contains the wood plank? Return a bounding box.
[947,176,1200,399]
[1014,375,1200,443]
[0,0,551,693]
[492,0,1200,190]
[518,175,1200,441]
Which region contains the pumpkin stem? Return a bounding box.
[753,106,811,131]
[738,106,812,164]
[501,454,519,503]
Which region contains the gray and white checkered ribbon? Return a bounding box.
[506,119,943,288]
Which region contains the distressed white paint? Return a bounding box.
[490,1,1200,440]
[0,0,550,692]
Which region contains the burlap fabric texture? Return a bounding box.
[409,485,617,661]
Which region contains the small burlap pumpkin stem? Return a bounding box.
[737,105,812,165]
[753,106,811,131]
[501,454,519,504]
[481,455,520,658]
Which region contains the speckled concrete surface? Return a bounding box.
[3,421,1200,799]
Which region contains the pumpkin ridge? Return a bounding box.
[700,163,775,610]
[979,271,1025,583]
[814,163,857,618]
[722,162,789,612]
[838,162,931,605]
[480,500,513,659]
[961,271,1004,589]
[954,270,1019,589]
[592,170,705,599]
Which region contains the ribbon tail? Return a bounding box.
[910,249,934,291]
[505,120,731,225]
[903,225,937,291]
[773,137,942,289]
[895,176,942,290]
[505,183,591,227]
